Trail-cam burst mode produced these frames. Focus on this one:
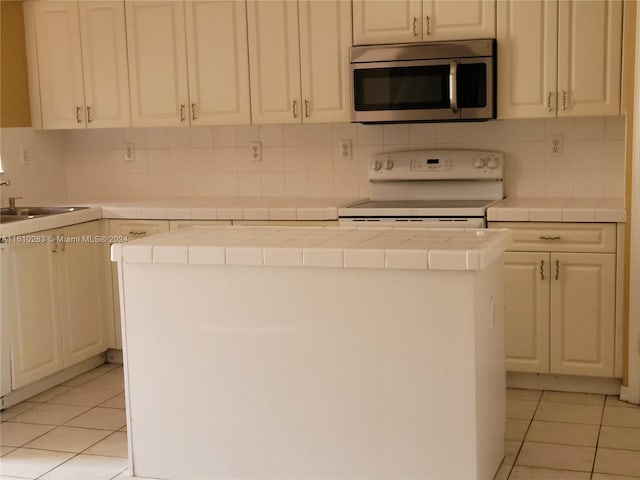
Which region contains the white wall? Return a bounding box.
[0,127,67,206]
[0,116,626,205]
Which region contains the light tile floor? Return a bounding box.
[0,364,128,480]
[1,364,639,480]
[497,389,640,480]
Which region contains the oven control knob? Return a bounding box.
[473,157,487,169]
[487,157,500,169]
[384,160,394,170]
[373,160,383,171]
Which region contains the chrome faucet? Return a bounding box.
[9,196,22,209]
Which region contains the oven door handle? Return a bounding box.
[449,60,459,114]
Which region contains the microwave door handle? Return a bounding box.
[449,60,459,114]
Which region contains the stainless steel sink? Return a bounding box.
[0,206,89,223]
[0,215,29,224]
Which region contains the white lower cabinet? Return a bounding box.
[108,220,169,349]
[493,222,618,378]
[3,220,108,390]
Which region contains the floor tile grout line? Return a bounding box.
[505,389,544,479]
[590,400,607,478]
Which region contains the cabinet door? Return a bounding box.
[352,0,422,45]
[1,243,12,395]
[32,1,86,129]
[497,0,558,119]
[78,1,131,128]
[557,0,622,116]
[57,222,108,367]
[298,0,351,124]
[126,1,189,127]
[550,253,615,377]
[423,0,495,41]
[503,252,550,374]
[247,0,301,124]
[6,235,63,389]
[185,0,251,125]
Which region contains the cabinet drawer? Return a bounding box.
[488,222,616,253]
[109,220,169,239]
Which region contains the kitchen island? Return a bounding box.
[112,226,511,480]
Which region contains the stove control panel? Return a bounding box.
[369,149,503,181]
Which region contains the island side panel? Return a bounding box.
[472,259,506,479]
[120,262,496,480]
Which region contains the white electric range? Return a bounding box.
[339,149,504,228]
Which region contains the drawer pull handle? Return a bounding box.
[555,259,560,280]
[128,231,147,236]
[539,236,561,241]
[540,259,544,280]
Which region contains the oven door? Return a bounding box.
[339,217,486,228]
[351,58,494,123]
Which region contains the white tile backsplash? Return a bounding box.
[0,117,627,205]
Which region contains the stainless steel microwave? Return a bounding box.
[350,39,496,123]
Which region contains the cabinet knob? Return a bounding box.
[180,104,186,122]
[425,15,431,36]
[292,100,298,119]
[191,102,197,121]
[540,259,545,280]
[76,106,83,124]
[87,106,93,123]
[413,16,418,36]
[555,259,560,280]
[539,236,561,241]
[304,99,310,118]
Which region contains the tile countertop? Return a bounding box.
[487,197,626,223]
[0,197,356,238]
[81,196,358,221]
[111,226,512,272]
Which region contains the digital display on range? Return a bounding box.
[427,159,439,164]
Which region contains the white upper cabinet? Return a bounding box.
[248,0,352,124]
[79,1,131,128]
[353,0,422,45]
[185,1,251,125]
[25,0,130,129]
[557,0,623,117]
[422,0,496,41]
[498,0,622,118]
[353,0,495,45]
[298,0,352,123]
[30,1,85,129]
[126,1,189,127]
[497,0,557,118]
[247,0,302,124]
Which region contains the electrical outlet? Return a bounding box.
[19,147,28,165]
[250,141,262,162]
[549,135,563,157]
[124,143,135,163]
[339,139,352,160]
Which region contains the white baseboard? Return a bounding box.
[507,371,622,395]
[1,353,106,410]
